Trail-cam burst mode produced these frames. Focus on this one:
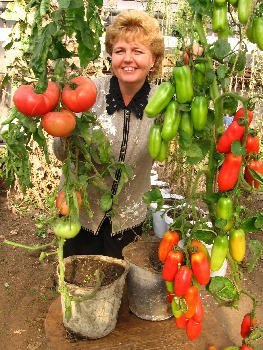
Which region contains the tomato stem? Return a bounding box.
[3,239,56,251]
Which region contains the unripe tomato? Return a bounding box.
[52,219,81,239]
[55,191,82,216]
[62,76,97,112]
[42,109,76,137]
[229,229,246,262]
[215,197,233,231]
[148,124,162,159]
[210,235,229,272]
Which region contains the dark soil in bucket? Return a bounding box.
[123,238,162,273]
[64,256,125,288]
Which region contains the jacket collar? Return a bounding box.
[106,76,150,120]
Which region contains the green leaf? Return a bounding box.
[223,95,238,116]
[143,189,164,211]
[241,214,263,232]
[231,140,246,155]
[40,0,50,16]
[100,190,113,212]
[188,0,212,16]
[193,229,216,244]
[248,169,263,186]
[217,64,229,80]
[58,0,71,8]
[208,277,239,304]
[214,39,231,60]
[185,143,204,164]
[215,218,228,229]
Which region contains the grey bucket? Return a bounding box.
[123,240,172,321]
[59,255,129,339]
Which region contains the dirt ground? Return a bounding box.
[0,189,262,350]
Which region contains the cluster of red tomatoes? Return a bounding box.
[13,76,97,137]
[158,230,211,341]
[216,108,263,191]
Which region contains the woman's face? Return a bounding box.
[111,39,155,87]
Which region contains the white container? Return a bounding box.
[150,203,170,238]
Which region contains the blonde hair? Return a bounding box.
[105,10,165,80]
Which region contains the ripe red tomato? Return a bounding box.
[174,265,193,296]
[216,120,245,154]
[245,134,260,155]
[189,240,209,259]
[61,76,97,112]
[192,294,204,323]
[56,191,82,216]
[162,250,184,282]
[175,314,188,329]
[240,313,257,338]
[13,81,60,117]
[42,109,76,137]
[184,285,199,318]
[244,159,263,188]
[186,318,202,340]
[217,153,243,191]
[240,345,254,350]
[191,251,210,286]
[233,108,253,125]
[158,231,180,262]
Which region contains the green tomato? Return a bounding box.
[53,219,81,239]
[215,197,234,231]
[148,124,162,159]
[179,111,193,138]
[191,96,208,131]
[210,235,229,271]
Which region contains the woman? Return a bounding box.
[53,9,165,259]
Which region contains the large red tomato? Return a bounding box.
[42,109,76,137]
[13,81,60,117]
[61,76,97,112]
